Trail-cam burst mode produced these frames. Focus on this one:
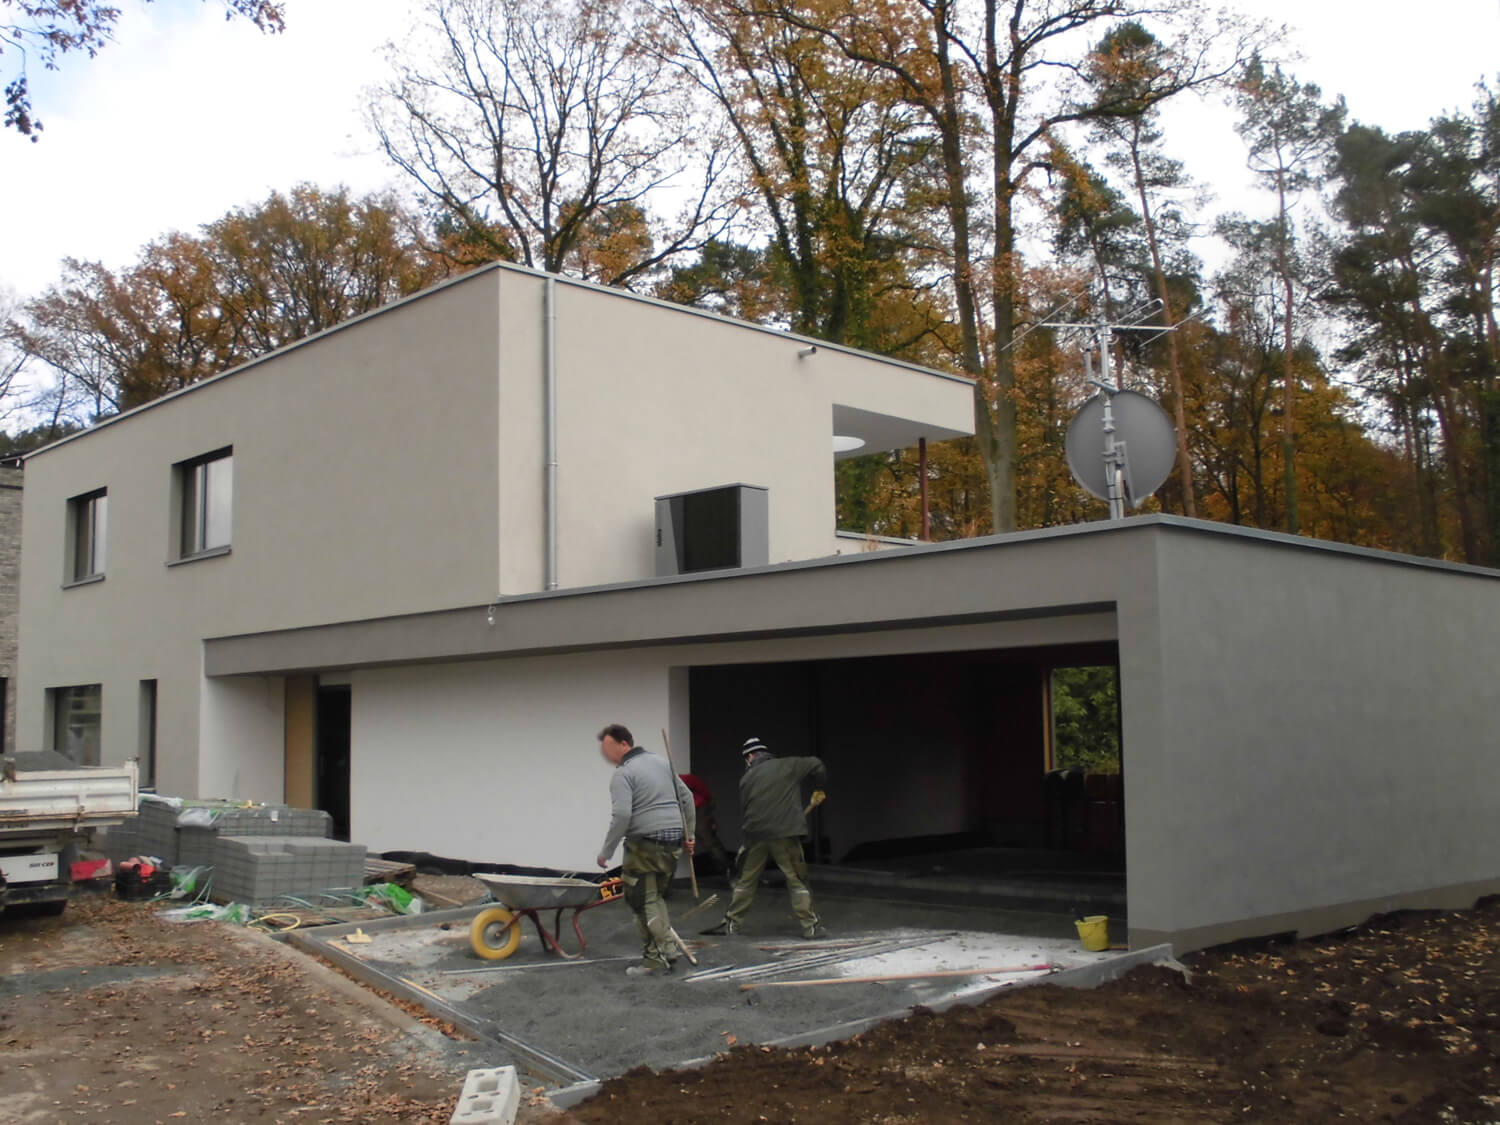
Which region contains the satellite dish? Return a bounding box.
[1065,389,1177,514]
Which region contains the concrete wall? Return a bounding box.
[0,465,20,754]
[199,673,286,802]
[496,270,972,593]
[350,653,672,870]
[16,270,505,794]
[1124,527,1500,950]
[349,612,1117,871]
[16,263,969,798]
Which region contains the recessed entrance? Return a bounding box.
[315,684,352,842]
[685,642,1124,906]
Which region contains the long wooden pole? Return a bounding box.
[739,964,1053,991]
[660,728,699,900]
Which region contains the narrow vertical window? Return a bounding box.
[138,679,158,790]
[177,448,233,558]
[67,488,108,582]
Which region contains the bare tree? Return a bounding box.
[0,290,26,424]
[371,0,740,287]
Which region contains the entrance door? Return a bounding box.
[315,685,352,842]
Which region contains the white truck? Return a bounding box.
[0,752,139,916]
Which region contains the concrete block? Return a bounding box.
[449,1066,519,1125]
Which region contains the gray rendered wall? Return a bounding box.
[16,269,505,795]
[1124,527,1500,951]
[0,465,19,753]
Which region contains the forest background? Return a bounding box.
[2,0,1498,567]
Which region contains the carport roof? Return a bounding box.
[203,516,1500,678]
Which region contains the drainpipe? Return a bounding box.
[544,274,559,590]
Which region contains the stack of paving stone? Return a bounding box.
[177,804,333,866]
[211,836,367,905]
[94,795,180,863]
[95,797,333,867]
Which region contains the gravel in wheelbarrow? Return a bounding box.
[472,873,608,911]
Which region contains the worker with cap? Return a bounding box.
[705,736,828,939]
[596,723,697,976]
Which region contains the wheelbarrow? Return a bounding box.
[469,873,623,961]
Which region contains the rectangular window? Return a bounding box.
[0,675,8,755]
[51,684,102,766]
[67,488,108,582]
[138,680,158,790]
[177,448,233,558]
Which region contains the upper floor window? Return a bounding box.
[66,488,108,583]
[176,448,233,559]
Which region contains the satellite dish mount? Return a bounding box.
[1057,317,1179,520]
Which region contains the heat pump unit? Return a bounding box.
[655,484,768,576]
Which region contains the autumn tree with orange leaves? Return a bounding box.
[11,186,448,416]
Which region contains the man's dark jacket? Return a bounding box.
[739,754,827,842]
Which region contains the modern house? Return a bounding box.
[1,461,20,755]
[16,262,1500,953]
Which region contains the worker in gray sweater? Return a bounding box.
[596,723,696,976]
[705,736,828,939]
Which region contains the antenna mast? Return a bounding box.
[1050,292,1185,520]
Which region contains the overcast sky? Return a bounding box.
[1,0,1497,302]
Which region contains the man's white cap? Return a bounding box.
[741,736,768,757]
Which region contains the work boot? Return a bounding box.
[802,923,830,940]
[625,959,673,977]
[701,919,739,936]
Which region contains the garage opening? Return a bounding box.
[686,642,1124,907]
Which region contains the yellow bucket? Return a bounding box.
[1075,915,1110,952]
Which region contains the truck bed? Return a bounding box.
[0,758,140,836]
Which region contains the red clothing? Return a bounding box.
[681,773,712,810]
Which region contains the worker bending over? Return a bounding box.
[706,736,827,939]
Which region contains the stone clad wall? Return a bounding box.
[0,464,21,754]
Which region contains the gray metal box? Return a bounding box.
[654,483,768,577]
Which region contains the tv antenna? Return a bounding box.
[1046,299,1180,520]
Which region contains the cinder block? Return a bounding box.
[449,1066,519,1125]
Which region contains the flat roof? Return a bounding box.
[204,516,1500,678]
[24,261,971,461]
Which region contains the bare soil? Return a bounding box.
[0,895,477,1123]
[565,896,1500,1124]
[4,894,1498,1123]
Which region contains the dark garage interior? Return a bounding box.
[686,641,1125,905]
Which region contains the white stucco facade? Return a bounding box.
[14,263,973,800]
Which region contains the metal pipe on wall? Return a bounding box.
[544,275,559,590]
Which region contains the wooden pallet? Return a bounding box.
[362,857,416,887]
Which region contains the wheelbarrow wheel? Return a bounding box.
[470,905,523,960]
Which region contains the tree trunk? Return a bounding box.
[1274,177,1299,536]
[983,0,1019,534]
[931,1,1002,532]
[1128,127,1196,516]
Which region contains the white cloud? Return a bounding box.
[2,0,1496,303]
[1,0,416,296]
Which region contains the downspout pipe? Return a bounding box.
[544,274,559,590]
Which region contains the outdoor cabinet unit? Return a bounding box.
[655,484,769,577]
